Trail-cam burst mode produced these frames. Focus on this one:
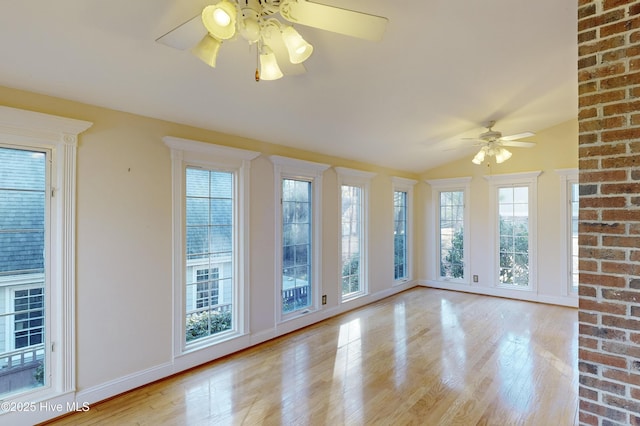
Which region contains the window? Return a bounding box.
[392,177,417,283]
[185,168,233,342]
[14,288,45,349]
[282,178,312,313]
[485,171,540,290]
[557,169,579,295]
[498,186,530,286]
[1,147,47,399]
[427,177,471,283]
[336,167,375,302]
[271,156,329,320]
[0,106,91,408]
[195,268,219,309]
[571,182,579,292]
[165,136,258,353]
[394,191,407,280]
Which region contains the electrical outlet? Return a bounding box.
[322,295,327,305]
[473,275,479,283]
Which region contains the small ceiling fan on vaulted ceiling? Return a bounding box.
[156,0,388,81]
[464,121,536,165]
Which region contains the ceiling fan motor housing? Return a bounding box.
[480,130,502,141]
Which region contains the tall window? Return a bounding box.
[440,191,465,279]
[341,185,362,297]
[0,106,90,414]
[486,171,540,290]
[570,182,579,292]
[282,178,312,313]
[271,156,329,320]
[394,191,407,280]
[557,169,579,296]
[185,168,233,343]
[1,147,46,397]
[166,136,258,353]
[498,186,530,286]
[336,167,374,302]
[427,178,471,284]
[392,177,417,283]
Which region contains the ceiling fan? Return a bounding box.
[464,121,536,165]
[156,0,389,81]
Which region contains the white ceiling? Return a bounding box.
[0,0,577,173]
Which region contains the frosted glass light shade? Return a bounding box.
[202,1,237,40]
[472,148,486,165]
[281,26,313,64]
[495,147,512,164]
[191,35,222,68]
[259,46,283,80]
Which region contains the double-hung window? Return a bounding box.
[165,137,258,353]
[427,177,471,283]
[392,177,417,284]
[485,171,541,290]
[336,167,375,301]
[271,156,329,320]
[0,106,91,416]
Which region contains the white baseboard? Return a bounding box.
[419,280,578,308]
[77,361,175,406]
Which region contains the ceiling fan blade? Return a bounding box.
[156,14,206,50]
[501,131,535,141]
[279,0,388,41]
[501,141,536,148]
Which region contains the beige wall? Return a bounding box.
[420,119,578,305]
[0,85,419,399]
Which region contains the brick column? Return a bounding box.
[578,1,640,424]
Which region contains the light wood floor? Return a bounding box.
[43,288,578,425]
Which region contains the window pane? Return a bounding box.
[439,190,464,279]
[498,186,529,286]
[185,168,234,344]
[342,185,362,298]
[282,179,312,314]
[0,147,47,397]
[394,191,407,280]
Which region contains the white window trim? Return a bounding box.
[0,106,91,409]
[556,168,579,297]
[484,171,542,291]
[271,155,330,323]
[426,177,472,285]
[391,177,418,285]
[335,167,376,302]
[164,136,259,356]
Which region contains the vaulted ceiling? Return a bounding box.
[0,0,577,173]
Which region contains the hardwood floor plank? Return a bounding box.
[42,288,578,426]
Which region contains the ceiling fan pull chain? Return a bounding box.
[255,42,260,81]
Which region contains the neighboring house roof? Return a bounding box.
[0,147,45,275]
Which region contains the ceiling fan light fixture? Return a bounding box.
[202,1,237,40]
[259,45,284,80]
[495,147,512,164]
[191,35,222,68]
[472,147,487,165]
[281,26,313,64]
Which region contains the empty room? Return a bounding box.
[1,1,639,425]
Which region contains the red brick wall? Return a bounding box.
[578,0,640,424]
